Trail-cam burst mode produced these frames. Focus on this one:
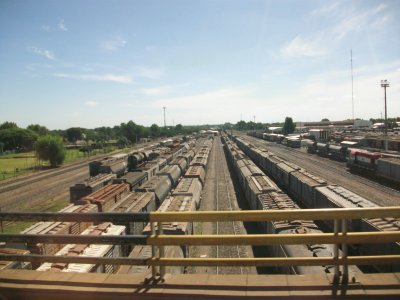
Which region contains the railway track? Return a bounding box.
[214,137,248,275]
[239,134,400,206]
[0,157,94,194]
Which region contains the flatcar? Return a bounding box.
[36,223,127,274]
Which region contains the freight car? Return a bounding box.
[184,165,206,186]
[158,165,182,187]
[89,153,128,177]
[135,175,172,207]
[0,248,31,270]
[328,144,347,161]
[376,157,400,184]
[78,183,130,212]
[20,203,98,268]
[121,194,197,275]
[314,185,400,272]
[233,135,400,272]
[36,223,127,274]
[70,173,116,202]
[316,142,329,157]
[113,172,148,191]
[257,191,361,275]
[110,192,156,236]
[172,177,202,208]
[223,134,361,276]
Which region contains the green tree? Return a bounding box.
[0,128,38,151]
[235,120,247,131]
[117,136,130,148]
[66,127,83,143]
[35,135,66,167]
[150,123,160,137]
[282,117,296,135]
[175,124,183,132]
[0,121,18,130]
[27,124,49,136]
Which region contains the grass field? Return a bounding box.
[0,149,87,180]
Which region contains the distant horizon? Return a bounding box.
[1,1,399,129]
[3,116,397,132]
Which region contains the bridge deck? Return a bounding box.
[1,270,399,299]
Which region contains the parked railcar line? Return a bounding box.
[215,138,243,275]
[240,134,400,206]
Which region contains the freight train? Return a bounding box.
[222,135,361,275]
[347,149,400,184]
[231,133,400,272]
[248,131,400,185]
[18,137,213,273]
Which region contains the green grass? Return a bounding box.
[0,148,97,181]
[0,152,43,180]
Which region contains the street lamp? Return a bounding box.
[380,80,389,151]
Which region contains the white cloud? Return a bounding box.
[280,36,327,58]
[281,2,392,58]
[28,47,56,60]
[271,61,400,122]
[310,2,340,17]
[59,19,68,31]
[54,73,133,84]
[145,46,157,53]
[137,67,164,79]
[102,36,127,51]
[84,101,98,107]
[327,3,389,40]
[140,86,172,96]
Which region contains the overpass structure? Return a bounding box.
[1,208,400,299]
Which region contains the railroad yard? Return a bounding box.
[0,130,399,277]
[0,129,400,300]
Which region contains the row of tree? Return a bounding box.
[222,117,296,134]
[0,121,201,153]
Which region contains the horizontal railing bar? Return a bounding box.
[0,254,147,265]
[0,234,147,245]
[1,254,398,267]
[0,212,150,223]
[148,256,400,267]
[147,232,400,246]
[149,207,400,222]
[1,207,399,223]
[1,232,398,245]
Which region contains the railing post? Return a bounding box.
[158,221,165,279]
[150,222,156,279]
[341,219,349,283]
[333,219,340,281]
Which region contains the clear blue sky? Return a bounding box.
[0,0,399,129]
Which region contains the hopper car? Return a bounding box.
[230,134,400,272]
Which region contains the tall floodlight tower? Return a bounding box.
[163,106,166,129]
[381,80,389,151]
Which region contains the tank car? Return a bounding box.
[136,175,172,207]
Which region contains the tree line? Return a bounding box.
[0,121,208,167]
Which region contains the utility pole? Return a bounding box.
[351,50,354,122]
[163,106,166,129]
[381,80,389,151]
